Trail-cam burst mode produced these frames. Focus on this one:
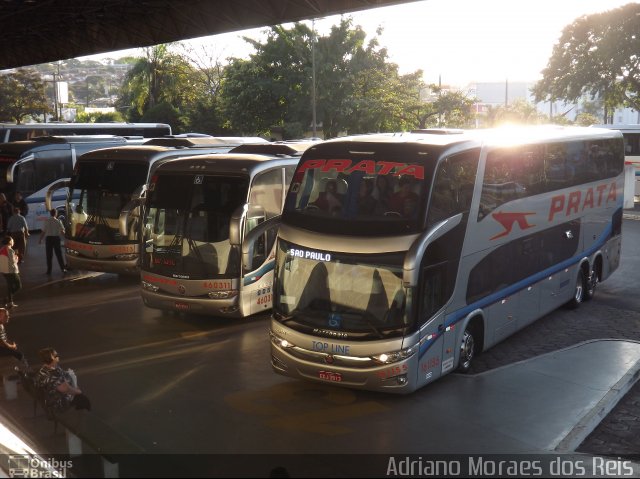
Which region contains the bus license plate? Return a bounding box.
[174,302,190,311]
[318,370,342,382]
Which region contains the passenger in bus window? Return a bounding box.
[389,177,419,215]
[357,179,377,215]
[372,175,392,212]
[311,180,343,214]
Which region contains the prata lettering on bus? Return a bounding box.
[548,181,618,222]
[311,341,350,355]
[296,159,425,179]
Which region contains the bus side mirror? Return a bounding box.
[119,197,144,237]
[229,204,246,246]
[241,215,281,273]
[45,178,71,211]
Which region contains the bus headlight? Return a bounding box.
[270,331,294,349]
[207,290,238,299]
[372,346,417,364]
[115,253,138,261]
[141,281,159,292]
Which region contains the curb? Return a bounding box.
[554,355,640,453]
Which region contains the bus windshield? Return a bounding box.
[283,146,439,236]
[274,239,409,339]
[69,161,149,243]
[142,173,249,280]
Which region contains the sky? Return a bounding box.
[80,0,638,88]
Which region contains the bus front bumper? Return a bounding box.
[270,337,416,394]
[66,255,139,275]
[140,288,241,317]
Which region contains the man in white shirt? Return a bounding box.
[39,209,66,275]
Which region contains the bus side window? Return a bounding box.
[429,150,479,226]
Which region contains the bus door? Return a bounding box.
[418,151,479,384]
[238,168,285,316]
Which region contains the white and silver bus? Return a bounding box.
[592,124,640,200]
[0,122,171,142]
[139,141,315,317]
[45,137,248,275]
[268,126,624,393]
[0,135,143,229]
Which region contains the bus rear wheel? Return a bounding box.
[584,267,598,301]
[567,268,585,309]
[457,327,475,373]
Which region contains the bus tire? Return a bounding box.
[567,268,585,309]
[584,266,598,301]
[457,325,476,373]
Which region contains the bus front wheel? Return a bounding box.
[457,327,475,373]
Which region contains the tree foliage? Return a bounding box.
[219,19,436,139]
[0,69,49,123]
[533,3,640,114]
[116,45,197,130]
[484,99,547,127]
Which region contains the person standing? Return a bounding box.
[0,194,13,235]
[12,192,28,218]
[6,207,29,263]
[39,209,67,275]
[0,236,21,308]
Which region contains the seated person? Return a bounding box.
[389,177,419,216]
[36,347,91,412]
[311,180,343,214]
[357,179,377,215]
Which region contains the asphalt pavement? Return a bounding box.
[0,218,638,476]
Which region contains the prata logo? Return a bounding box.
[490,211,535,240]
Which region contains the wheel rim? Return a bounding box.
[587,271,598,296]
[574,274,584,303]
[460,330,474,369]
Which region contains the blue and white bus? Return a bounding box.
[139,141,315,318]
[0,122,171,143]
[268,126,624,393]
[0,135,143,230]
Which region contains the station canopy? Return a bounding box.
[0,0,415,70]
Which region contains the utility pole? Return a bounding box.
[311,18,317,138]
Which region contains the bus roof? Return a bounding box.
[316,125,621,150]
[29,135,133,144]
[0,122,170,128]
[228,140,319,156]
[152,152,300,176]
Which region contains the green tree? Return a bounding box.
[575,112,600,126]
[484,99,547,127]
[116,45,196,131]
[219,19,428,139]
[410,85,476,129]
[75,111,125,123]
[0,69,49,123]
[533,3,640,121]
